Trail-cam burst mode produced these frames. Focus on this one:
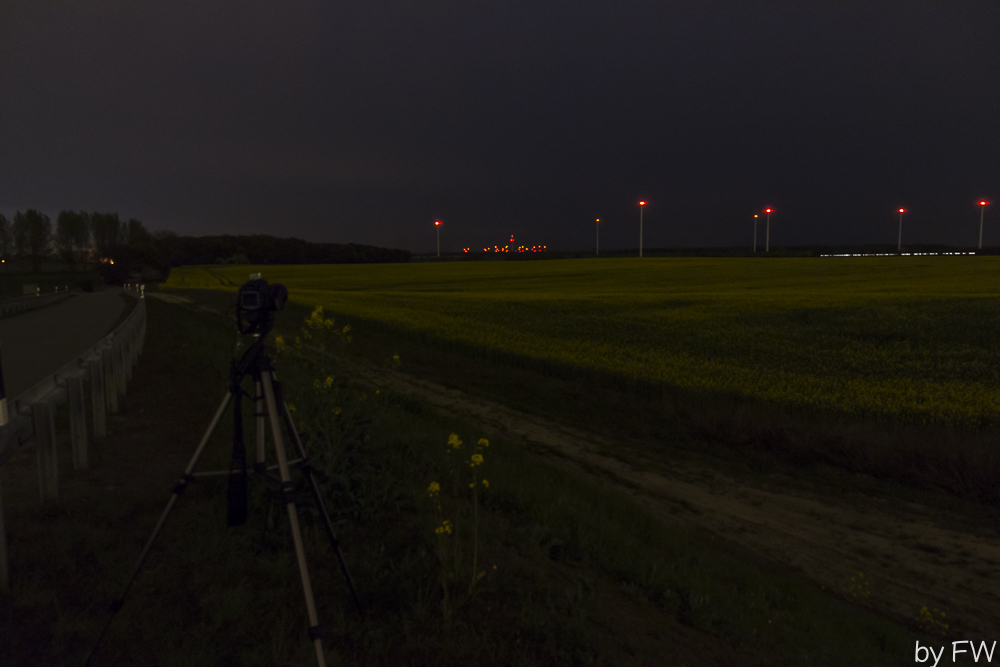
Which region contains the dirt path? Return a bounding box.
[340,354,1000,639]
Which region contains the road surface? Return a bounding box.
[0,290,127,400]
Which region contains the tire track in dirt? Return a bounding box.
[344,355,1000,639]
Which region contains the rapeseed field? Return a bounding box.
[165,257,1000,427]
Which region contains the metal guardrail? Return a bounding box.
[0,284,147,591]
[0,289,74,319]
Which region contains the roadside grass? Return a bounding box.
[0,294,967,665]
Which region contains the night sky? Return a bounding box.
[1,1,997,253]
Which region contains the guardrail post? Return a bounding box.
[90,359,106,438]
[129,330,135,375]
[33,402,58,502]
[103,347,118,415]
[133,324,139,364]
[127,332,133,379]
[116,339,127,397]
[1,475,8,592]
[0,341,8,427]
[68,376,88,470]
[123,334,133,383]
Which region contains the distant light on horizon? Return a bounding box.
[898,208,905,213]
[638,201,646,206]
[822,251,976,257]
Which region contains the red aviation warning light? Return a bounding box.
[638,201,646,206]
[898,208,905,214]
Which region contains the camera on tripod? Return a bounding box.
[85,271,364,667]
[237,273,288,335]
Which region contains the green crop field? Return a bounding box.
[165,257,1000,428]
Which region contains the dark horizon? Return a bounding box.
[1,2,997,254]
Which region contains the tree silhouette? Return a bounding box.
[56,210,92,270]
[13,209,53,272]
[0,214,12,263]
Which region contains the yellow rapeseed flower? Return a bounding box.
[332,406,342,415]
[275,335,286,352]
[287,404,296,412]
[477,438,489,448]
[470,454,484,467]
[482,479,489,488]
[427,481,440,497]
[448,433,463,449]
[324,376,334,388]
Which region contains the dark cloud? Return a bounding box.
[1,0,997,252]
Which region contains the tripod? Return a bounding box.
[85,335,362,667]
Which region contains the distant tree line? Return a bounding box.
[0,209,156,276]
[153,233,411,266]
[0,209,409,282]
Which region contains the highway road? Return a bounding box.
[0,290,127,400]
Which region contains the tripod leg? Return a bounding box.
[261,372,327,667]
[254,379,266,472]
[84,391,235,667]
[271,371,364,613]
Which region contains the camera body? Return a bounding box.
[237,276,288,335]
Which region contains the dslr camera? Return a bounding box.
[236,274,288,335]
